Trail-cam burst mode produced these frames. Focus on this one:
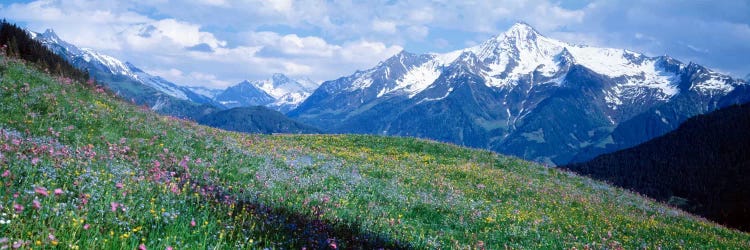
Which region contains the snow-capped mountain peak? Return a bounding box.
[205,73,319,113]
[316,22,742,107]
[30,28,219,105]
[506,22,538,35]
[496,22,543,46]
[252,73,317,99]
[31,28,137,78]
[30,29,82,56]
[41,29,61,43]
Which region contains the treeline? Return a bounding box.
[562,103,750,231]
[0,19,89,82]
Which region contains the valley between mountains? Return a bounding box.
[1,18,749,249]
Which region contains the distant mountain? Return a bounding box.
[562,103,750,231]
[202,74,318,113]
[255,73,319,113]
[214,80,275,108]
[290,22,750,165]
[18,26,323,134]
[198,106,320,134]
[29,29,222,119]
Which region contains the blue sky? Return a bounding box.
[2,0,749,88]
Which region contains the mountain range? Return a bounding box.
[28,23,750,166]
[30,29,221,119]
[30,29,318,116]
[203,74,318,113]
[289,22,750,165]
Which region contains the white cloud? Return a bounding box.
[275,34,337,57]
[263,0,293,15]
[145,67,232,88]
[136,30,400,88]
[372,19,398,34]
[408,8,434,23]
[123,19,226,51]
[196,0,227,7]
[338,40,403,64]
[406,25,429,40]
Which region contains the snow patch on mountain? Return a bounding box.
[388,59,444,98]
[690,73,736,94]
[416,87,453,104]
[349,73,375,90]
[79,48,138,78]
[128,67,190,100]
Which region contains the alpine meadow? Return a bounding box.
[2,1,750,249]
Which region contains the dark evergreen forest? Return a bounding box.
[563,103,750,231]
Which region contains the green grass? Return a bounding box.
[1,55,749,249]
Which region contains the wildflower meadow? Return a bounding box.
[1,55,749,248]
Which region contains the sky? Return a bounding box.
[2,0,749,89]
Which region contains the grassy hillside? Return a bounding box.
[1,55,749,249]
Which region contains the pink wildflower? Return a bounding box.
[13,203,23,213]
[110,202,119,212]
[53,188,64,196]
[139,244,147,250]
[170,184,180,194]
[34,186,49,196]
[190,219,196,227]
[31,157,39,165]
[166,247,173,250]
[179,156,189,170]
[32,199,41,209]
[115,182,123,189]
[47,233,55,241]
[83,224,90,230]
[1,170,9,177]
[153,160,161,168]
[327,238,337,249]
